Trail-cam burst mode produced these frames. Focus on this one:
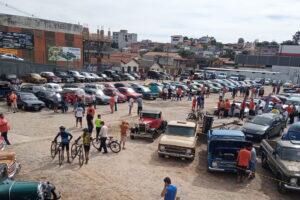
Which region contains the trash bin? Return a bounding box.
[202,115,214,134]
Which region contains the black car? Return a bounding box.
[17,92,45,111]
[55,71,74,83]
[0,74,22,85]
[36,90,62,109]
[147,70,162,80]
[114,83,129,88]
[104,70,121,81]
[242,113,286,141]
[98,73,112,81]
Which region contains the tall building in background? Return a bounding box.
[112,30,137,50]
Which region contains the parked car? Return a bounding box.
[84,88,110,104]
[0,151,21,178]
[16,92,45,111]
[217,72,227,79]
[22,73,47,84]
[67,70,85,82]
[158,121,197,161]
[261,95,282,104]
[104,70,121,81]
[98,73,112,81]
[0,163,60,200]
[0,53,24,61]
[282,122,300,141]
[261,139,300,193]
[54,71,74,83]
[130,110,167,141]
[80,72,95,82]
[20,84,47,94]
[130,72,140,80]
[89,73,103,82]
[132,85,157,100]
[44,83,63,93]
[0,74,22,85]
[103,88,127,103]
[119,73,135,81]
[242,113,285,141]
[61,88,93,105]
[147,70,162,80]
[84,83,105,91]
[36,91,62,109]
[40,72,62,83]
[117,87,142,100]
[148,82,163,97]
[207,129,250,173]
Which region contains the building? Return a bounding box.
[199,36,212,44]
[0,13,84,68]
[101,52,139,72]
[112,30,137,50]
[255,43,279,56]
[171,35,183,45]
[278,45,300,57]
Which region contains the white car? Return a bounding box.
[0,53,24,61]
[44,83,63,93]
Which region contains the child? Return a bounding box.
[75,128,91,164]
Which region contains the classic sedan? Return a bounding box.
[17,92,45,111]
[84,88,110,104]
[40,72,62,83]
[103,88,127,103]
[242,113,285,141]
[118,87,142,100]
[55,71,74,83]
[36,90,62,109]
[132,85,157,100]
[44,83,63,93]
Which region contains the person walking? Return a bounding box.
[168,87,172,99]
[240,99,246,121]
[163,87,168,101]
[98,121,108,154]
[225,99,230,118]
[120,121,130,150]
[75,105,85,128]
[192,96,197,111]
[248,143,257,179]
[75,128,91,164]
[95,114,103,139]
[109,96,115,114]
[61,96,68,113]
[230,100,236,117]
[86,104,95,133]
[53,93,60,113]
[0,113,11,145]
[114,93,118,111]
[232,87,237,99]
[128,97,134,115]
[249,98,255,116]
[9,91,18,113]
[200,93,205,109]
[176,87,182,101]
[136,96,143,115]
[91,93,96,109]
[236,145,251,183]
[187,88,192,101]
[161,177,177,200]
[53,126,73,163]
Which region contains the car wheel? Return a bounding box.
[277,174,287,194]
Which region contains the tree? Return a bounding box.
[111,42,118,49]
[210,37,217,46]
[238,38,245,44]
[183,36,189,41]
[222,49,236,60]
[293,31,300,44]
[178,49,195,58]
[281,40,296,45]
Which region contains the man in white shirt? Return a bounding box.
[114,94,118,111]
[99,121,108,153]
[75,106,84,128]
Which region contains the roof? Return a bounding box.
[101,53,139,65]
[141,110,161,115]
[168,121,196,128]
[143,52,183,60]
[210,129,245,137]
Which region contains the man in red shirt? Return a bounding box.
[237,145,251,182]
[86,104,95,133]
[192,96,197,111]
[9,92,18,113]
[249,98,255,116]
[0,113,11,145]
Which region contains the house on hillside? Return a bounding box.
[101,52,139,72]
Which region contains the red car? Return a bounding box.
[40,72,62,83]
[103,88,127,103]
[118,87,142,100]
[261,95,282,104]
[61,88,93,105]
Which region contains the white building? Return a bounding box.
[112,30,137,49]
[121,59,140,73]
[171,35,183,45]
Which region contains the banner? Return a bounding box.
[0,31,34,49]
[0,48,19,55]
[48,46,81,61]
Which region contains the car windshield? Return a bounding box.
[21,94,38,101]
[141,112,160,119]
[165,125,195,137]
[127,88,135,93]
[141,87,151,92]
[281,147,300,162]
[251,116,273,126]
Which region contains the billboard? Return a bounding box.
[48,46,81,61]
[0,48,19,56]
[0,31,34,49]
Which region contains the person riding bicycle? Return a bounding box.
[75,128,91,164]
[53,126,73,163]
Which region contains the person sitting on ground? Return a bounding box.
[75,128,91,164]
[53,126,73,163]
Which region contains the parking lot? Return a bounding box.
[1,83,299,200]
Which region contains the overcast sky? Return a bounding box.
[1,0,299,43]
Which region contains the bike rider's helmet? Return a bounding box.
[82,128,89,133]
[59,126,66,131]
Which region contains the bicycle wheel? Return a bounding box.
[78,147,84,167]
[187,113,195,120]
[50,142,57,159]
[92,138,101,149]
[71,143,78,160]
[58,149,63,166]
[109,141,121,153]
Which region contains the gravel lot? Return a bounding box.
[1,84,299,200]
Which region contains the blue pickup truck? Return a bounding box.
[282,122,300,141]
[207,129,251,172]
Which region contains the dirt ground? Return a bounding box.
[1,84,299,200]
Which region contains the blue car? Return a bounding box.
[148,83,163,97]
[282,122,300,141]
[207,129,251,173]
[132,85,157,100]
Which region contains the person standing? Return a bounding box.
[236,145,251,183]
[53,126,73,163]
[232,87,237,99]
[0,113,11,145]
[248,143,257,179]
[187,88,192,101]
[168,87,172,99]
[91,93,96,109]
[225,99,230,118]
[61,96,68,113]
[9,91,18,113]
[109,96,115,114]
[249,98,255,116]
[99,121,108,154]
[276,84,280,94]
[75,105,85,128]
[53,93,60,113]
[200,93,205,109]
[176,87,182,101]
[161,177,177,200]
[120,121,130,150]
[239,99,246,121]
[196,95,202,110]
[163,87,168,101]
[192,96,197,111]
[136,96,143,115]
[230,100,236,117]
[114,93,118,111]
[128,97,134,115]
[86,104,95,133]
[95,114,103,139]
[75,128,91,164]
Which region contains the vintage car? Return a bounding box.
[54,71,74,83]
[0,164,60,200]
[207,129,250,173]
[0,151,21,178]
[130,110,167,141]
[22,73,47,84]
[16,92,45,111]
[261,140,300,193]
[103,88,127,103]
[36,91,62,109]
[84,88,110,105]
[118,87,142,100]
[158,121,197,161]
[132,85,157,100]
[44,83,63,93]
[61,88,93,105]
[40,72,62,83]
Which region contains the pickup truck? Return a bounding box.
[282,122,300,141]
[261,139,300,193]
[207,129,251,173]
[158,121,197,161]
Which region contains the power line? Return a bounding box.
[0,1,36,17]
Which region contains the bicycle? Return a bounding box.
[187,109,204,121]
[50,141,63,166]
[92,136,121,153]
[70,142,84,167]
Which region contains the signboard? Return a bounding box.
[48,46,81,61]
[0,31,34,49]
[0,48,19,55]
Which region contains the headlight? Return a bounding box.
[160,145,165,151]
[186,149,192,154]
[290,178,297,186]
[212,161,218,167]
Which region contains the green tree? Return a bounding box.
[293,31,300,44]
[183,36,189,41]
[281,40,296,45]
[178,49,195,58]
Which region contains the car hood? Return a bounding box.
[23,100,44,105]
[139,118,155,125]
[160,135,196,148]
[243,123,269,133]
[281,160,300,173]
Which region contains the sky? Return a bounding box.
[1,0,299,43]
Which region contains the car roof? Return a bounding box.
[277,140,300,148]
[141,110,161,115]
[168,121,196,128]
[211,129,245,137]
